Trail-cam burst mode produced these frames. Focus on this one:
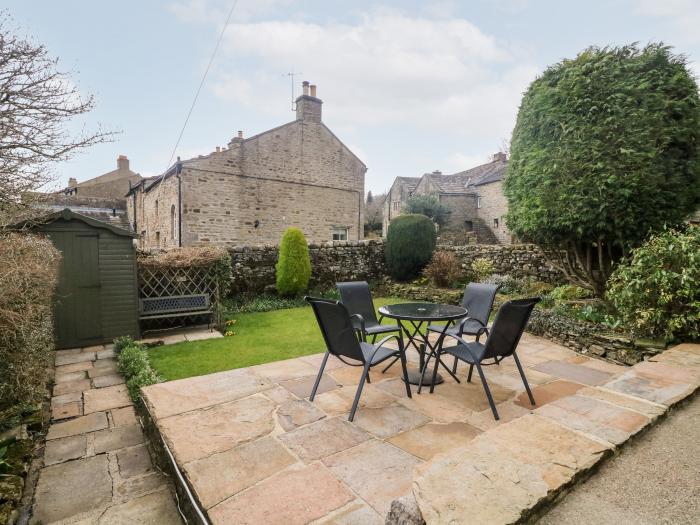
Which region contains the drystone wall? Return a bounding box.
[440,243,564,283]
[228,240,387,294]
[527,309,665,365]
[226,241,563,294]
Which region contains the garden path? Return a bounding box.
[25,327,221,524]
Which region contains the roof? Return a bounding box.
[455,156,508,188]
[402,156,508,195]
[12,208,137,238]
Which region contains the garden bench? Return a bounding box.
[139,294,213,327]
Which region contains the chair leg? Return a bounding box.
[349,363,371,422]
[310,352,330,402]
[371,333,377,344]
[513,352,536,406]
[452,356,459,375]
[467,364,474,383]
[475,363,499,420]
[398,351,412,398]
[429,347,443,394]
[366,371,371,383]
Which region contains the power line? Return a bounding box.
[159,0,239,182]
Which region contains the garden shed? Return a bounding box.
[20,208,140,348]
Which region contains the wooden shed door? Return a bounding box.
[53,232,103,348]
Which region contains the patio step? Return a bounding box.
[387,343,700,524]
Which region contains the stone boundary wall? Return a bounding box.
[227,241,564,294]
[439,243,564,284]
[527,309,665,365]
[228,240,387,294]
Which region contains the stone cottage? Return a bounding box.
[383,153,512,244]
[127,82,367,250]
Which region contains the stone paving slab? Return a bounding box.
[159,394,276,463]
[388,422,482,460]
[279,416,371,462]
[44,434,87,465]
[142,367,272,420]
[603,360,699,405]
[84,384,132,414]
[47,411,109,440]
[33,455,112,523]
[97,490,183,524]
[208,463,355,525]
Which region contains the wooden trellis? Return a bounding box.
[137,263,223,330]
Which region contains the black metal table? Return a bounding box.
[378,302,467,388]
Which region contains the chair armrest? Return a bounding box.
[458,316,487,334]
[441,332,481,362]
[349,313,365,331]
[367,334,403,363]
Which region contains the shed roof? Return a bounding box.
[13,208,138,238]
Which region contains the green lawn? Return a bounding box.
[148,297,411,381]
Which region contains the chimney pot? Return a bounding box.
[68,177,78,188]
[216,146,221,153]
[117,155,129,172]
[310,84,317,97]
[302,81,310,96]
[237,130,243,139]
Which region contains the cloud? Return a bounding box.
[204,7,538,142]
[632,0,700,44]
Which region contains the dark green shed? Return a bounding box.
[26,209,140,349]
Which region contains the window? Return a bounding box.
[392,201,400,211]
[477,197,482,209]
[493,218,499,229]
[170,205,176,240]
[155,200,159,216]
[155,231,161,247]
[464,220,473,231]
[332,227,348,241]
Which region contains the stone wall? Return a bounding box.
[226,240,562,294]
[475,180,511,244]
[527,309,665,365]
[228,239,386,294]
[440,243,564,283]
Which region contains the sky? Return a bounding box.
[5,0,700,194]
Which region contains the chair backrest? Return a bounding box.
[461,283,500,325]
[306,296,365,362]
[482,298,540,361]
[336,281,379,325]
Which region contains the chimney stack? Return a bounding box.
[492,152,507,162]
[215,146,221,153]
[117,154,129,172]
[68,177,78,188]
[296,81,323,122]
[238,130,243,139]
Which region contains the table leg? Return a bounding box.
[403,321,445,387]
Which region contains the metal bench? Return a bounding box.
[139,294,213,327]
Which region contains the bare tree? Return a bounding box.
[0,12,114,225]
[364,192,385,235]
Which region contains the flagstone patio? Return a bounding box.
[140,334,700,524]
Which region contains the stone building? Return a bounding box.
[127,82,366,250]
[61,155,142,200]
[383,153,512,244]
[29,155,141,229]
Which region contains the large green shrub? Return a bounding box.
[275,228,312,296]
[607,227,700,341]
[505,43,700,296]
[0,234,60,410]
[403,194,451,227]
[385,214,437,280]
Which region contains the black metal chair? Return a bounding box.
[427,282,499,373]
[337,281,401,343]
[429,298,540,420]
[306,296,412,421]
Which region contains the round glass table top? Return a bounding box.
[378,302,467,322]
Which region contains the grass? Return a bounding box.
[148,297,411,381]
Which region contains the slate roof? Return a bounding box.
[408,155,508,195]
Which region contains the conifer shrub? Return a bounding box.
[275,227,312,296]
[385,214,436,281]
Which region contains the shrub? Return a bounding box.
[113,335,135,354]
[548,284,594,302]
[403,194,451,227]
[607,227,700,341]
[385,214,437,281]
[471,258,495,282]
[275,228,312,297]
[505,43,700,296]
[116,341,160,403]
[0,233,60,410]
[423,251,462,287]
